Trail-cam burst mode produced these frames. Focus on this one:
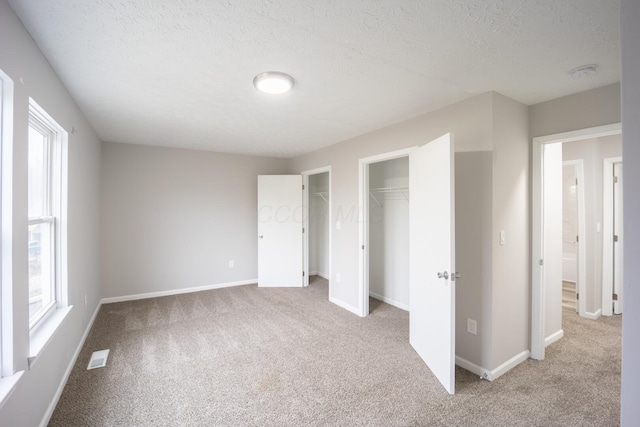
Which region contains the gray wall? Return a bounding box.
[455,152,493,371]
[621,0,640,423]
[0,1,102,425]
[530,83,621,139]
[101,142,287,298]
[563,135,622,314]
[490,93,530,370]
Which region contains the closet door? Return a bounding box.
[257,175,303,287]
[409,133,456,394]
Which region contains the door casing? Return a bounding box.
[302,166,332,290]
[358,147,417,317]
[531,123,621,360]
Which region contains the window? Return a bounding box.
[27,99,67,332]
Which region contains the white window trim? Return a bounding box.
[27,98,70,366]
[0,69,14,380]
[0,68,20,408]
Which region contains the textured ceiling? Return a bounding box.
[8,0,620,158]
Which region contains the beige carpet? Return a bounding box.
[49,276,621,426]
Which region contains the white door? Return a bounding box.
[258,175,303,287]
[613,163,623,314]
[543,143,563,339]
[409,133,455,394]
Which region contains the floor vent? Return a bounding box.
[87,349,110,370]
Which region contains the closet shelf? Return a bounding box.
[314,192,329,203]
[369,187,409,205]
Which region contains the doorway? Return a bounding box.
[358,147,415,316]
[302,167,331,294]
[531,123,622,360]
[367,157,410,311]
[561,160,585,312]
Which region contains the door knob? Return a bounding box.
[437,271,449,280]
[259,235,264,239]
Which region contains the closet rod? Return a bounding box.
[314,192,329,203]
[369,186,409,203]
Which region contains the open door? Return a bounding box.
[542,143,563,341]
[258,175,303,287]
[409,133,455,394]
[613,162,623,314]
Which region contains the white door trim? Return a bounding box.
[531,122,621,360]
[562,159,587,316]
[302,166,332,290]
[358,146,417,317]
[602,157,622,316]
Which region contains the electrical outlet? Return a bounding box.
[228,260,234,268]
[467,318,477,335]
[84,294,88,307]
[499,231,506,246]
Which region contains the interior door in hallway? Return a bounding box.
[409,133,456,394]
[613,162,623,314]
[258,175,303,287]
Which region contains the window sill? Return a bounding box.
[0,371,24,411]
[28,305,73,369]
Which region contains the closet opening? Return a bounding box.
[302,167,331,297]
[358,147,414,316]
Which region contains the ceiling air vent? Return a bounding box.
[87,349,110,370]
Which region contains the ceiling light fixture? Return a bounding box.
[253,71,294,94]
[569,64,598,79]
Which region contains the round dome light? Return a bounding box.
[253,71,294,94]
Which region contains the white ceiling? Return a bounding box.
[8,0,620,158]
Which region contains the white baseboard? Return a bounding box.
[456,350,530,382]
[455,356,490,380]
[100,279,257,304]
[369,292,409,311]
[490,350,530,381]
[329,296,361,317]
[39,301,103,427]
[309,271,329,280]
[583,309,601,320]
[545,329,564,347]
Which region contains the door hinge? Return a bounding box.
[614,235,619,242]
[614,176,619,184]
[302,227,305,233]
[576,235,579,242]
[303,271,305,277]
[576,293,579,300]
[362,245,365,250]
[575,178,578,185]
[613,293,618,301]
[539,259,544,266]
[302,184,305,190]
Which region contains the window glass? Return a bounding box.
[27,126,47,218]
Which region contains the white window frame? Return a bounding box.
[0,69,14,379]
[27,98,69,365]
[28,119,58,329]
